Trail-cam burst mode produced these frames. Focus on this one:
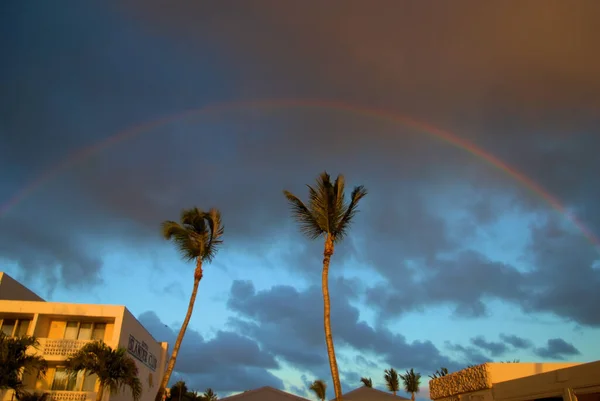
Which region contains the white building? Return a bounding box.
[0,272,169,401]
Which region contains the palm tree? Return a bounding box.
[155,207,224,401]
[360,377,373,388]
[284,172,367,401]
[64,340,142,401]
[203,388,218,401]
[384,368,400,396]
[0,332,47,395]
[428,367,448,380]
[399,369,421,401]
[309,380,327,401]
[170,381,188,401]
[15,392,50,401]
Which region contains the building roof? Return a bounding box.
[219,387,311,401]
[331,386,410,401]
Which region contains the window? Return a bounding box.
[91,323,106,341]
[0,318,31,337]
[63,322,107,341]
[15,319,30,337]
[1,319,15,336]
[51,368,97,392]
[51,368,78,391]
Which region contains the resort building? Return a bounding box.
[0,272,169,401]
[429,361,600,401]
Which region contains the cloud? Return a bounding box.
[499,334,533,350]
[534,339,581,360]
[225,278,462,392]
[470,336,509,357]
[138,311,283,393]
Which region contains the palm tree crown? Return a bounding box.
[161,208,224,262]
[399,369,421,401]
[384,368,400,395]
[360,377,373,388]
[203,388,218,401]
[0,332,47,394]
[65,341,142,401]
[309,380,327,401]
[283,171,367,242]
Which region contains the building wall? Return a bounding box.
[430,363,582,401]
[493,361,600,401]
[109,308,169,401]
[0,272,45,302]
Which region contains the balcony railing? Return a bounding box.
[47,392,95,401]
[36,338,94,358]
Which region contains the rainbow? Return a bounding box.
[1,99,598,249]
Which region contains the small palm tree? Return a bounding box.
[309,380,327,401]
[170,381,188,401]
[16,392,50,401]
[384,368,400,396]
[0,332,47,394]
[399,369,421,401]
[284,172,367,401]
[64,341,142,401]
[203,388,217,401]
[360,377,372,388]
[155,208,224,401]
[428,367,448,380]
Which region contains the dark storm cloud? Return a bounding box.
[533,339,581,360]
[470,336,508,358]
[499,334,533,350]
[137,311,283,393]
[225,278,462,387]
[444,342,489,367]
[1,0,599,332]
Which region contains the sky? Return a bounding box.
[1,1,600,400]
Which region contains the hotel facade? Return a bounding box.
[0,272,169,401]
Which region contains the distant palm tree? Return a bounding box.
[170,381,188,401]
[384,368,400,396]
[399,369,421,401]
[155,208,224,401]
[309,380,327,401]
[15,392,50,401]
[428,367,449,380]
[203,388,217,401]
[0,332,47,395]
[284,172,367,401]
[360,377,373,388]
[65,340,142,401]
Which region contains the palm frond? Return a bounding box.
[399,369,421,394]
[360,377,372,388]
[283,190,323,239]
[202,208,224,262]
[334,185,367,242]
[384,368,400,392]
[309,379,327,400]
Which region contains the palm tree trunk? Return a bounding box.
[96,382,105,401]
[393,391,396,396]
[411,393,415,401]
[322,234,343,401]
[155,259,204,401]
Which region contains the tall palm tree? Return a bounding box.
[203,388,217,401]
[360,377,372,388]
[384,368,400,396]
[64,340,142,401]
[399,369,421,401]
[428,367,448,380]
[0,332,47,395]
[155,207,224,401]
[284,172,367,401]
[309,379,327,401]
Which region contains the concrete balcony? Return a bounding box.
[33,338,95,359]
[47,392,96,401]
